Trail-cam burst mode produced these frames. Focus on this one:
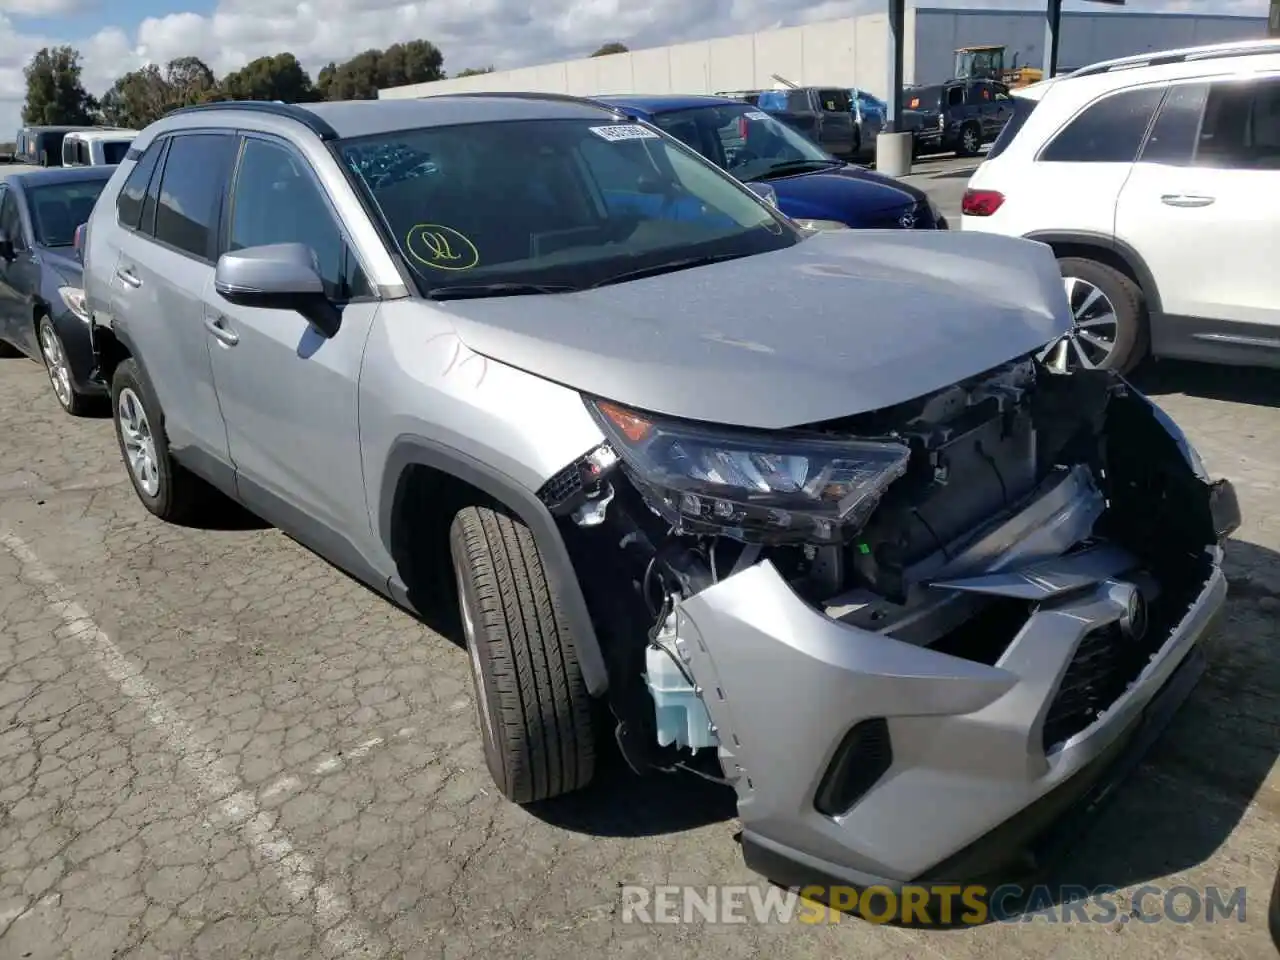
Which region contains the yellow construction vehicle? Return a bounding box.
[954,45,1044,87]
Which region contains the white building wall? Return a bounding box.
[378,8,1267,102]
[378,12,913,99]
[912,8,1268,86]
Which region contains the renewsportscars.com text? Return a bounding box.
[619,883,1249,926]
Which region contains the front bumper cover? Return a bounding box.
[672,473,1235,890]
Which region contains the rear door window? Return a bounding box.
[1038,86,1164,163]
[1139,83,1208,165]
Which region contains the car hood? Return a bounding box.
[437,229,1071,430]
[770,164,928,221]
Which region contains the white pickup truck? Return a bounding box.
[61,129,139,167]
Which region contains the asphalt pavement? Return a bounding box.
[1,161,1279,960]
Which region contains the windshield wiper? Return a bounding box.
[586,254,747,289]
[427,282,579,301]
[745,158,845,181]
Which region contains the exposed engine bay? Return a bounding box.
[540,353,1236,778]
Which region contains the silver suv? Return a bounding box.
[83,96,1239,899]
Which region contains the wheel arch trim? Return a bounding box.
[1023,230,1163,318]
[380,434,609,697]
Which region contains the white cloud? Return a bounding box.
[0,0,1268,140]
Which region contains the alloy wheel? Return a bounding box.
[963,126,979,153]
[1040,276,1120,372]
[117,387,160,497]
[39,322,73,410]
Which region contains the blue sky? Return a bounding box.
[0,0,1269,136]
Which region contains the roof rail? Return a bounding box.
[424,90,612,107]
[163,100,339,140]
[1069,38,1280,79]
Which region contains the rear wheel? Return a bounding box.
[111,358,221,524]
[37,316,93,416]
[1042,257,1147,374]
[449,505,596,804]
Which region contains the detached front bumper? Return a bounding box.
[671,472,1236,890]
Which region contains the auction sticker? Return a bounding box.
[743,110,769,120]
[589,124,660,141]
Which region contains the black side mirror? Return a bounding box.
[0,230,14,262]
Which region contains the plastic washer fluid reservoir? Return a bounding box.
[645,642,717,751]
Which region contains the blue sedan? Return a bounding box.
[590,94,946,232]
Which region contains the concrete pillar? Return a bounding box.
[1269,0,1279,37]
[880,0,911,176]
[1043,0,1063,78]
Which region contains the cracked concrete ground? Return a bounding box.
[2,296,1279,955]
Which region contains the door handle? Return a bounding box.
[204,315,239,346]
[115,267,142,288]
[1160,194,1215,208]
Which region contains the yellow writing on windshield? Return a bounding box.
[406,224,479,271]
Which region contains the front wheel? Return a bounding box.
[449,505,596,804]
[1041,257,1147,374]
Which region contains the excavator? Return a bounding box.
[953,45,1044,87]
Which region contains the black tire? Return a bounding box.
[449,505,595,804]
[110,358,219,524]
[957,122,981,157]
[36,316,93,416]
[1056,257,1148,374]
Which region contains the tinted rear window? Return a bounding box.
[987,94,1039,160]
[906,87,942,112]
[101,140,132,165]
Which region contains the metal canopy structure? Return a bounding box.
[882,0,1128,134]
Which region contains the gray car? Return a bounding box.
[81,94,1240,898]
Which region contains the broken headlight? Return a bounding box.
[587,398,910,545]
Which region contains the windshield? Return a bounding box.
[29,180,106,246]
[649,104,839,182]
[101,140,132,164]
[339,117,800,295]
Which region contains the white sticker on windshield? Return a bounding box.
[589,124,660,142]
[743,110,769,120]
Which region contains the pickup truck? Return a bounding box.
[901,78,1013,157]
[750,87,860,158]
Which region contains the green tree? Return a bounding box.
[321,40,445,99]
[590,42,628,57]
[453,66,494,77]
[99,57,221,129]
[221,52,317,103]
[22,46,97,126]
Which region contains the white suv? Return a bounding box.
[961,39,1280,373]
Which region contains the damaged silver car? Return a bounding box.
[84,94,1240,893]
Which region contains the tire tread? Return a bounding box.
[451,506,594,804]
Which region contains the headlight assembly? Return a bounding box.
[587,398,910,545]
[793,218,849,232]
